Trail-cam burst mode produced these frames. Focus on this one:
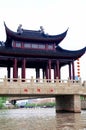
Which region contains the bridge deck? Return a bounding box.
[0,77,86,97]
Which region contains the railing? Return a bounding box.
[0,76,83,83]
[0,76,86,96]
[0,76,86,87]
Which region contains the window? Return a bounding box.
[38,44,45,49]
[16,42,21,48]
[48,44,53,50]
[12,41,21,48]
[24,43,31,48]
[32,44,38,48]
[12,41,47,50]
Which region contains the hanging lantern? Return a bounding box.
[77,58,80,77]
[77,68,80,71]
[77,61,80,64]
[77,72,80,74]
[77,65,80,68]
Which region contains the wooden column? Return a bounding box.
[45,63,48,79]
[69,62,72,79]
[54,64,56,79]
[56,60,60,79]
[42,68,45,79]
[7,66,11,81]
[72,60,75,80]
[13,58,18,79]
[48,60,51,79]
[22,58,26,79]
[7,66,10,79]
[36,68,40,79]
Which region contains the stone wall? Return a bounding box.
[81,100,86,110]
[55,95,81,113]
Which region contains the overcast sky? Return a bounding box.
[0,0,86,80]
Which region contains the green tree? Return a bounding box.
[0,97,7,108]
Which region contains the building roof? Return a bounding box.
[4,23,68,45]
[0,45,85,62]
[1,23,85,67]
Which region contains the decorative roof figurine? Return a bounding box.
[40,26,44,34]
[17,24,23,34]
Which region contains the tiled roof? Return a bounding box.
[4,23,68,44]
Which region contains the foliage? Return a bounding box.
[80,96,86,100]
[37,102,56,107]
[25,102,56,108]
[0,97,7,108]
[25,103,36,108]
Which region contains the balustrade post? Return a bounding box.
[30,76,34,86]
[56,77,59,86]
[83,81,86,87]
[68,77,70,87]
[4,75,7,86]
[18,76,21,83]
[43,76,47,83]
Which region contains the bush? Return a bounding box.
[0,97,7,109]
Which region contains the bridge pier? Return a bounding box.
[55,95,81,113]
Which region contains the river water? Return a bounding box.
[0,108,86,130]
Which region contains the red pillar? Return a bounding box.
[48,60,51,79]
[7,66,11,81]
[45,64,48,79]
[7,66,10,79]
[13,58,18,79]
[36,68,40,79]
[56,60,60,79]
[69,62,72,79]
[72,60,75,80]
[22,58,26,79]
[54,64,56,79]
[42,68,45,79]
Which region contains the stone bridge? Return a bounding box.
[0,76,86,113]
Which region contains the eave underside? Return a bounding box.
[0,56,72,68]
[0,46,85,68]
[0,46,85,59]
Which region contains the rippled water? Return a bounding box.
[0,108,86,130]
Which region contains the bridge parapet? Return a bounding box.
[0,76,86,96]
[82,81,86,87]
